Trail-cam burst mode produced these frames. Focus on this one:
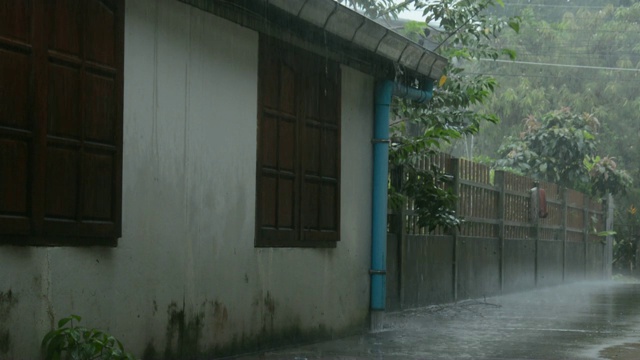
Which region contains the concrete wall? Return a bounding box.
[401,236,454,307]
[586,243,605,279]
[457,238,501,299]
[0,1,375,358]
[503,239,536,292]
[537,240,564,286]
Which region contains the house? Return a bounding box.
[0,0,446,358]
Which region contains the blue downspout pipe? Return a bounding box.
[370,79,434,331]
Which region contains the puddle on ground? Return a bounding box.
[599,341,640,360]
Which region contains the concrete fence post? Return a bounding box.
[398,194,407,308]
[530,183,540,287]
[495,171,506,293]
[583,194,589,279]
[562,188,568,282]
[451,158,460,301]
[605,194,614,279]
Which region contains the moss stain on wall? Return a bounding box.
[0,290,17,356]
[0,331,9,355]
[205,291,364,358]
[212,300,228,335]
[145,293,366,359]
[163,301,204,360]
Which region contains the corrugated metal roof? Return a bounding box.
[268,0,447,80]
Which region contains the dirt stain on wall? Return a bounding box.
[212,300,228,335]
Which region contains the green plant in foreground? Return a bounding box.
[42,315,137,360]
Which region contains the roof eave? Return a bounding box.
[267,0,447,80]
[178,0,448,81]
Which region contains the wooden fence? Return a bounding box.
[386,155,612,310]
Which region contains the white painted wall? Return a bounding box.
[0,0,375,358]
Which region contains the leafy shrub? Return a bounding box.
[42,315,137,360]
[496,108,632,196]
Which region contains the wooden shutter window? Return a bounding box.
[0,0,123,246]
[301,55,340,242]
[255,36,341,248]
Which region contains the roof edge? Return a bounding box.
[178,0,448,80]
[268,0,447,80]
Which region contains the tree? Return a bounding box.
[472,2,640,175]
[390,0,521,230]
[495,107,632,197]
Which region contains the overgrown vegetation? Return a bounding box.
[375,0,521,231]
[495,107,632,197]
[612,203,640,274]
[42,315,137,360]
[340,0,636,258]
[463,0,640,275]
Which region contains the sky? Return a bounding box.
[397,6,426,21]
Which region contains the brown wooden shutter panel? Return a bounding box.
[256,37,299,246]
[256,36,341,247]
[301,57,340,243]
[0,0,123,245]
[0,1,37,237]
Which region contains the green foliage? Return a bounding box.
[42,315,137,360]
[335,0,414,19]
[470,3,640,165]
[473,2,640,176]
[585,156,633,197]
[495,108,631,196]
[471,154,495,166]
[445,1,640,272]
[403,165,461,232]
[403,20,428,42]
[389,129,461,230]
[612,204,640,274]
[385,0,520,232]
[341,0,520,231]
[419,0,520,59]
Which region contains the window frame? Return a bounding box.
[255,36,341,248]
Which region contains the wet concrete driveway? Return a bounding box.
[236,281,640,359]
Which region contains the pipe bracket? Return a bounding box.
[371,138,390,144]
[369,269,387,275]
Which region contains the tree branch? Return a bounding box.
[433,6,483,52]
[376,0,416,18]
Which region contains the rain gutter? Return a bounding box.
[370,79,434,332]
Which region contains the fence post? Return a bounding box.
[530,182,540,287]
[495,171,506,293]
[398,196,407,308]
[583,194,589,279]
[605,194,614,279]
[451,158,460,301]
[562,188,568,283]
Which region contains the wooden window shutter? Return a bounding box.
[0,0,33,236]
[256,37,300,246]
[300,54,341,242]
[0,0,124,245]
[256,36,340,247]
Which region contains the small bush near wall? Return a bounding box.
[42,315,137,360]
